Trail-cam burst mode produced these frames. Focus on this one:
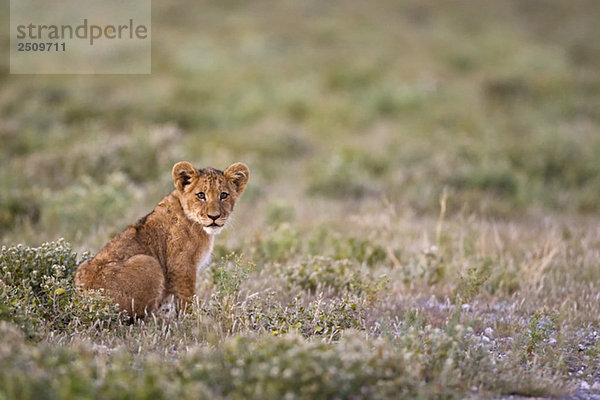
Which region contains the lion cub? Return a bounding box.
[75,161,249,316]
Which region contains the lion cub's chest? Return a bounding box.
[196,250,212,272]
[194,235,214,283]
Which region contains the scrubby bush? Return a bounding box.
[197,255,368,339]
[0,321,208,400]
[276,256,387,300]
[0,239,121,338]
[185,332,417,399]
[196,291,366,339]
[281,256,363,294]
[181,325,565,399]
[209,253,257,298]
[0,316,567,400]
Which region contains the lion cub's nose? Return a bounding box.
[208,213,221,221]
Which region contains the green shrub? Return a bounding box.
[455,259,493,303]
[0,321,217,400]
[280,256,360,294]
[401,247,448,286]
[277,256,388,300]
[181,326,557,400]
[196,290,366,340]
[525,310,558,357]
[184,332,416,399]
[0,317,567,400]
[209,253,256,299]
[198,253,371,338]
[306,226,388,267]
[0,239,121,338]
[334,237,388,267]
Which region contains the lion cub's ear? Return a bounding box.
[172,161,198,192]
[224,162,250,195]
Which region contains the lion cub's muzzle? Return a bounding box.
[200,213,228,234]
[207,213,220,224]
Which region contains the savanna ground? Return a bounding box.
[1,1,600,398]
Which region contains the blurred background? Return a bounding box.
[1,0,599,252]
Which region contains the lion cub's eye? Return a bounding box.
[196,192,206,201]
[219,192,229,200]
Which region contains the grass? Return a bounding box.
[2,0,600,398]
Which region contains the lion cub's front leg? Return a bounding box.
[166,263,197,312]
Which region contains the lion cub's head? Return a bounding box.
[172,161,249,235]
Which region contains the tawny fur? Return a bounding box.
[74,161,249,316]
